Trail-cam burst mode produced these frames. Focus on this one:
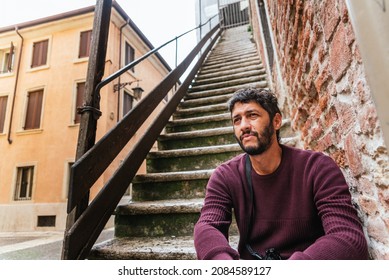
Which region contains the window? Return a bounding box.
[14,166,34,201]
[125,42,135,72]
[79,30,92,58]
[0,42,14,74]
[74,82,85,124]
[24,89,43,130]
[123,91,133,116]
[37,215,56,227]
[0,95,8,133]
[31,39,48,68]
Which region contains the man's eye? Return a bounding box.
[249,113,258,119]
[233,118,241,125]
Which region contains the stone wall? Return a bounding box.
[249,0,389,259]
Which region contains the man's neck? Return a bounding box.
[249,142,282,175]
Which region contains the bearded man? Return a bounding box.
[193,88,368,260]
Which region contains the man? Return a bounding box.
[193,88,368,260]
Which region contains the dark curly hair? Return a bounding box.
[227,87,282,142]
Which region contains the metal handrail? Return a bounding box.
[95,14,219,96]
[62,10,221,259]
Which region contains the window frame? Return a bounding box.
[13,165,36,201]
[0,42,14,75]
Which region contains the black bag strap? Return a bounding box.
[244,155,258,256]
[244,154,283,260]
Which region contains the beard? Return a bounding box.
[235,121,275,155]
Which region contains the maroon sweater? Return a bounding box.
[194,145,369,260]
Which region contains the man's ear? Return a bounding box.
[273,113,282,130]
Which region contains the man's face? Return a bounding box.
[231,101,275,155]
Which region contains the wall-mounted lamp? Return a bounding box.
[132,83,144,100]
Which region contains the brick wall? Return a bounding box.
[250,0,389,259]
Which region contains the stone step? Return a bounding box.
[179,92,233,109]
[192,68,266,87]
[132,169,213,201]
[90,235,240,260]
[114,199,203,238]
[146,144,242,173]
[188,74,267,94]
[165,113,231,133]
[194,64,264,82]
[199,55,261,73]
[174,103,229,119]
[158,127,235,150]
[183,81,267,103]
[204,49,258,67]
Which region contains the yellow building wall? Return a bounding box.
[0,8,171,232]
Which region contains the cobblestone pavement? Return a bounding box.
[0,228,114,260]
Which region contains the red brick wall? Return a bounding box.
[249,0,389,259]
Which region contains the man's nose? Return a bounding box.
[240,117,251,131]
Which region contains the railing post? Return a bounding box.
[62,0,112,260]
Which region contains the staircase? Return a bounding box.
[89,25,298,260]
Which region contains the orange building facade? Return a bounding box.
[0,3,172,232]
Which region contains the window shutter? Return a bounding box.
[79,30,92,58]
[7,42,14,72]
[123,91,133,116]
[31,40,48,68]
[75,82,85,123]
[0,96,8,133]
[125,43,135,72]
[25,89,43,130]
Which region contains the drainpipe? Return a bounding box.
[7,26,24,144]
[117,20,129,122]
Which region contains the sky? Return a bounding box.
[0,0,199,68]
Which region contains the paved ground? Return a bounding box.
[0,228,114,260]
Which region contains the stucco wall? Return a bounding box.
[250,0,389,259]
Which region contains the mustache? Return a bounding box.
[239,130,259,141]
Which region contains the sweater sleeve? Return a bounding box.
[193,167,240,260]
[289,155,369,260]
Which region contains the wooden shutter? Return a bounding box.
[31,40,48,68]
[7,42,14,72]
[125,43,135,72]
[25,89,43,130]
[123,91,133,116]
[75,82,85,123]
[79,30,92,58]
[0,96,8,133]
